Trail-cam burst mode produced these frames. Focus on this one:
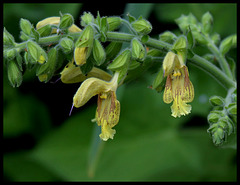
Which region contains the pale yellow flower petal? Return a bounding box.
[182,66,194,103]
[162,51,181,77]
[60,59,112,84]
[74,47,88,66]
[36,16,81,34]
[163,75,173,104]
[73,72,119,108]
[99,120,116,141]
[171,97,192,118]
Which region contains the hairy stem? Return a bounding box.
[190,54,236,89]
[14,30,235,90]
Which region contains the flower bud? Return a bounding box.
[219,34,237,55]
[172,36,187,64]
[131,18,152,35]
[37,24,52,37]
[7,60,22,87]
[36,16,81,34]
[60,37,74,54]
[59,13,74,30]
[227,103,237,115]
[60,60,112,84]
[80,12,94,26]
[209,95,225,107]
[75,25,94,48]
[107,16,122,31]
[212,127,225,146]
[93,39,106,66]
[131,38,146,61]
[159,31,177,43]
[201,12,213,35]
[225,116,235,135]
[105,42,123,62]
[152,67,167,93]
[36,47,58,82]
[107,49,131,71]
[3,27,15,47]
[207,111,221,124]
[20,18,32,35]
[175,13,198,33]
[4,48,16,61]
[211,33,221,45]
[27,41,48,64]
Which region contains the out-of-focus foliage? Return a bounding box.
[3,3,236,182]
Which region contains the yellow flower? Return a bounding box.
[36,16,81,33]
[163,52,194,118]
[73,72,120,141]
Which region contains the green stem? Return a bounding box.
[13,31,236,90]
[190,54,236,90]
[205,36,233,79]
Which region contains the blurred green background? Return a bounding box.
[3,3,236,181]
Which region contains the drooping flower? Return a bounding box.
[73,72,120,141]
[163,51,194,118]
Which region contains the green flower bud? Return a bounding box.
[173,36,187,50]
[20,31,30,41]
[7,60,22,87]
[4,48,16,61]
[75,25,94,48]
[227,103,237,115]
[93,39,106,66]
[212,127,225,146]
[60,37,74,54]
[218,117,228,130]
[3,27,15,47]
[128,60,140,70]
[192,31,208,45]
[207,112,221,124]
[225,116,235,135]
[108,49,131,71]
[211,33,221,45]
[27,41,48,64]
[209,95,225,107]
[59,13,74,30]
[207,123,218,133]
[37,24,52,37]
[131,38,146,60]
[107,16,122,31]
[81,12,94,27]
[152,67,167,93]
[20,18,33,35]
[74,26,94,66]
[36,47,58,82]
[159,31,177,43]
[219,34,237,55]
[175,13,199,34]
[100,17,109,34]
[172,36,187,64]
[105,42,123,62]
[131,18,152,35]
[201,12,213,35]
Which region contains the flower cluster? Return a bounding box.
[3,11,236,146]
